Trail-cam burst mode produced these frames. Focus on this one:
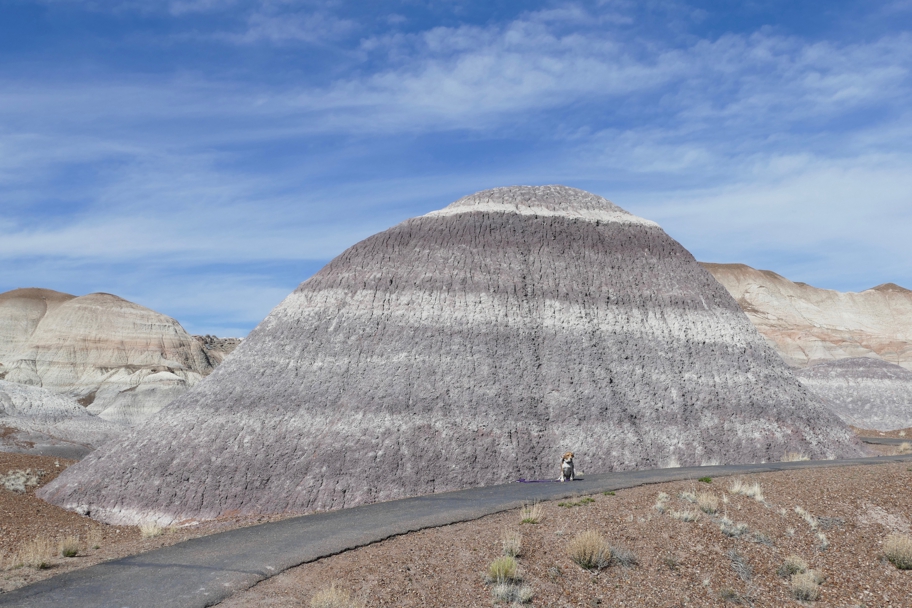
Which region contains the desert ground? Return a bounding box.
[1,442,910,605]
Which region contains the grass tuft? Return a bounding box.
[698,476,712,483]
[9,536,55,570]
[567,530,612,570]
[310,584,363,608]
[519,502,542,524]
[670,509,701,522]
[897,442,912,455]
[884,533,912,569]
[139,522,164,539]
[487,556,519,583]
[782,452,810,462]
[558,497,595,508]
[610,544,639,567]
[59,536,80,558]
[795,506,818,529]
[719,517,749,538]
[728,479,764,501]
[697,491,719,514]
[778,554,808,577]
[501,530,522,557]
[790,570,822,601]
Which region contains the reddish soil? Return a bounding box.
[852,426,912,439]
[220,462,912,608]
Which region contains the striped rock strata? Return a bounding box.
[702,263,912,371]
[0,288,224,426]
[795,358,912,431]
[0,380,124,459]
[39,186,863,525]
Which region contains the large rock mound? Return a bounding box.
[39,186,863,525]
[795,358,912,431]
[702,263,912,371]
[0,289,223,425]
[0,380,124,459]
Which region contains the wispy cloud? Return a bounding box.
[3,1,912,333]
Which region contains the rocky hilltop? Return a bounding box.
[39,186,862,526]
[0,380,124,459]
[794,358,912,431]
[702,263,912,371]
[0,288,239,426]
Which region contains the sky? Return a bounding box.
[1,0,911,336]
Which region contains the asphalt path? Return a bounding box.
[3,453,912,608]
[858,436,911,446]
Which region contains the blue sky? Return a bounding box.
[2,0,911,336]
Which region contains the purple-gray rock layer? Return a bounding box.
[796,358,912,431]
[39,186,863,525]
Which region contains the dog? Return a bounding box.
[558,451,575,482]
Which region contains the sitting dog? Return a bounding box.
[558,452,575,482]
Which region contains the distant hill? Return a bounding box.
[0,288,241,427]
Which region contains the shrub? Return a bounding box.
[501,530,522,557]
[59,536,80,558]
[727,549,751,582]
[603,491,615,496]
[310,584,363,608]
[487,556,518,583]
[790,571,822,601]
[139,522,164,539]
[610,544,638,567]
[697,492,719,514]
[698,476,712,483]
[884,533,912,569]
[777,555,808,577]
[679,490,697,503]
[519,502,542,524]
[654,492,670,513]
[567,530,612,570]
[897,442,912,455]
[0,469,45,494]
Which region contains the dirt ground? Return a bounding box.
[0,438,910,605]
[220,461,912,608]
[0,453,294,594]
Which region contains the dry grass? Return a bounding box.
[519,502,542,524]
[8,536,56,570]
[897,442,912,455]
[86,528,103,550]
[566,530,612,570]
[309,583,363,608]
[883,533,912,570]
[139,522,164,539]
[728,479,764,501]
[790,570,824,601]
[491,582,533,604]
[777,555,808,577]
[58,535,80,558]
[795,506,818,529]
[669,509,701,522]
[782,452,810,462]
[501,530,522,557]
[718,517,749,538]
[486,556,519,583]
[654,491,670,513]
[697,491,719,514]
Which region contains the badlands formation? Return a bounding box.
[794,358,912,431]
[40,186,863,525]
[0,380,124,459]
[0,288,236,426]
[703,263,912,430]
[703,263,912,371]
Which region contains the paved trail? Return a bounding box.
[3,453,911,608]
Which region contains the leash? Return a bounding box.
[515,478,582,483]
